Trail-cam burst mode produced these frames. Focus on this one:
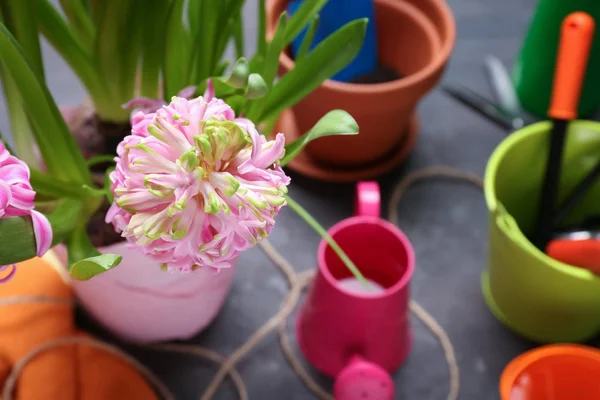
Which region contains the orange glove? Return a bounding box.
[0,256,158,400]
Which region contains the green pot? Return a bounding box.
[513,0,600,118]
[482,120,600,343]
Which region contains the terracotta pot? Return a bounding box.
[266,0,455,170]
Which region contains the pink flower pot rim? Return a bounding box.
[270,0,456,93]
[317,215,416,299]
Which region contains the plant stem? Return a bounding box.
[284,194,370,288]
[87,154,116,167]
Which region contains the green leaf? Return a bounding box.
[207,77,239,98]
[164,0,191,99]
[37,0,107,114]
[94,0,140,119]
[213,0,245,68]
[140,0,170,97]
[59,0,95,49]
[281,110,358,166]
[0,0,45,81]
[295,14,319,62]
[190,0,224,82]
[232,6,244,60]
[0,200,82,266]
[257,0,267,57]
[226,58,250,89]
[70,254,122,280]
[0,216,38,265]
[226,94,247,116]
[215,60,230,77]
[87,155,116,167]
[105,166,115,203]
[88,0,106,30]
[262,12,287,89]
[187,0,202,34]
[30,169,103,199]
[0,62,37,166]
[249,54,265,74]
[66,220,122,279]
[245,73,268,100]
[118,0,143,105]
[284,0,327,45]
[284,194,370,288]
[245,12,286,121]
[94,0,128,99]
[0,23,91,184]
[259,18,367,123]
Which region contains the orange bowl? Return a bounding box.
[500,345,600,400]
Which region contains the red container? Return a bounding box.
[296,182,415,399]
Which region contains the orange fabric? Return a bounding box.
[0,257,158,400]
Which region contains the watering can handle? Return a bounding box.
[355,182,380,218]
[334,356,394,400]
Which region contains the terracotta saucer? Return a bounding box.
[276,109,419,182]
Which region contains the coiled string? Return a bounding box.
[1,166,481,399]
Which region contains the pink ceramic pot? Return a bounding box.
[62,242,236,343]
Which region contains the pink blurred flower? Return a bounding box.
[106,93,290,272]
[0,142,53,282]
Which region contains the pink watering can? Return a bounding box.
[296,181,415,400]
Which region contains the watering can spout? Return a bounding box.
[333,356,394,400]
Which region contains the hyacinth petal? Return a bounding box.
[107,95,290,273]
[0,145,51,283]
[117,189,170,212]
[0,264,16,283]
[178,86,197,99]
[153,113,193,152]
[209,172,240,197]
[0,163,31,184]
[8,185,36,210]
[0,181,12,214]
[31,210,52,257]
[0,143,9,163]
[235,121,262,161]
[204,80,215,102]
[252,133,286,169]
[123,97,164,111]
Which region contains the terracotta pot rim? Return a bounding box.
[282,110,419,181]
[271,0,456,94]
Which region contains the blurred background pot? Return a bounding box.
[513,0,600,118]
[267,0,455,175]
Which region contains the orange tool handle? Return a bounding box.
[548,12,595,120]
[546,238,600,274]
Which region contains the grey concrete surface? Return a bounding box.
[3,0,598,399]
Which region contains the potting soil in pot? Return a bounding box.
[350,64,401,84]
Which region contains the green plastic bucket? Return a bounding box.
[483,120,600,343]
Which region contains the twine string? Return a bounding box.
[1,166,480,400]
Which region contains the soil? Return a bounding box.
[68,107,131,248]
[86,198,124,248]
[349,64,401,84]
[69,108,131,173]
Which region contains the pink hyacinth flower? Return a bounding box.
[123,86,199,114]
[0,142,53,282]
[106,94,291,273]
